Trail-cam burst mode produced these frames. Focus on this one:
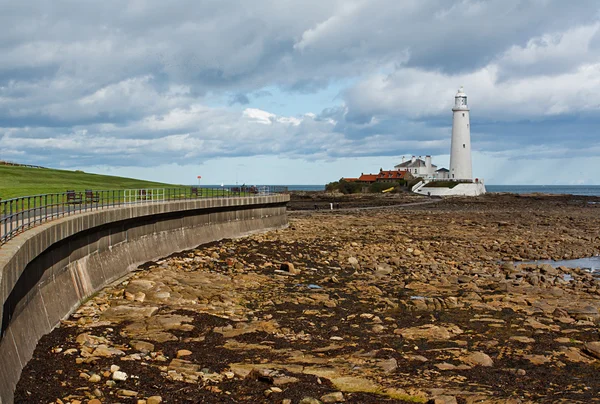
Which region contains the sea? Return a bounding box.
[485,185,600,196]
[202,184,600,196]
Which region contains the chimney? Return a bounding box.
[401,156,406,163]
[411,155,416,163]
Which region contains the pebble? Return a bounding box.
[112,371,128,381]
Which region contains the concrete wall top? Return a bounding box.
[0,194,289,327]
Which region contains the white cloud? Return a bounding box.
[1,0,600,184]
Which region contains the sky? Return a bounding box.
[1,0,600,185]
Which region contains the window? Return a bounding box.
[463,144,465,148]
[462,113,465,117]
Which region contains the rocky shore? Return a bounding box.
[15,193,600,403]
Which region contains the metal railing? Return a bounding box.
[0,186,288,246]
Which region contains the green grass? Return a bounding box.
[0,166,182,200]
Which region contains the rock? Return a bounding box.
[433,396,458,404]
[348,257,360,269]
[280,262,300,274]
[398,324,463,341]
[552,308,570,318]
[406,354,428,362]
[88,400,102,404]
[117,389,138,397]
[92,345,125,357]
[112,371,128,381]
[583,341,600,359]
[88,374,101,383]
[509,336,535,344]
[523,354,552,365]
[457,275,471,284]
[300,398,322,404]
[376,358,398,373]
[147,397,163,404]
[177,349,193,358]
[101,305,159,321]
[435,362,456,371]
[462,351,493,367]
[560,347,593,363]
[321,391,345,403]
[132,340,155,353]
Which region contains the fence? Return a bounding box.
[0,186,288,246]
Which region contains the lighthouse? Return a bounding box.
[449,87,472,180]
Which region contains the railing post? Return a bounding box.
[9,200,13,237]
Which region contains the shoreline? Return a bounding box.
[15,194,600,403]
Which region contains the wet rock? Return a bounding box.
[376,358,398,373]
[462,351,493,367]
[131,340,155,353]
[177,349,192,358]
[509,336,535,344]
[300,398,322,404]
[101,305,159,321]
[523,354,552,365]
[457,275,471,284]
[321,391,345,403]
[347,257,360,269]
[398,324,463,340]
[583,341,600,359]
[432,396,458,404]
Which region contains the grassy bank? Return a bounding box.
[0,166,180,200]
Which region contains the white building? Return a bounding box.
[449,86,473,180]
[395,155,450,180]
[412,87,485,197]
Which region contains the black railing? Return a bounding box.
[0,186,288,246]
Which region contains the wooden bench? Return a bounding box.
[191,187,199,197]
[66,190,82,204]
[85,190,99,203]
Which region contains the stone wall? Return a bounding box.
[0,195,289,403]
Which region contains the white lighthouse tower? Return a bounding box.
[449,87,472,180]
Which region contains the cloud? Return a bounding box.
[1,0,600,184]
[229,93,250,105]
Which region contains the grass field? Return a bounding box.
[0,166,182,200]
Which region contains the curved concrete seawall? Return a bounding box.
[0,195,289,403]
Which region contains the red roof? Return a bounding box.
[376,170,409,180]
[358,174,378,183]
